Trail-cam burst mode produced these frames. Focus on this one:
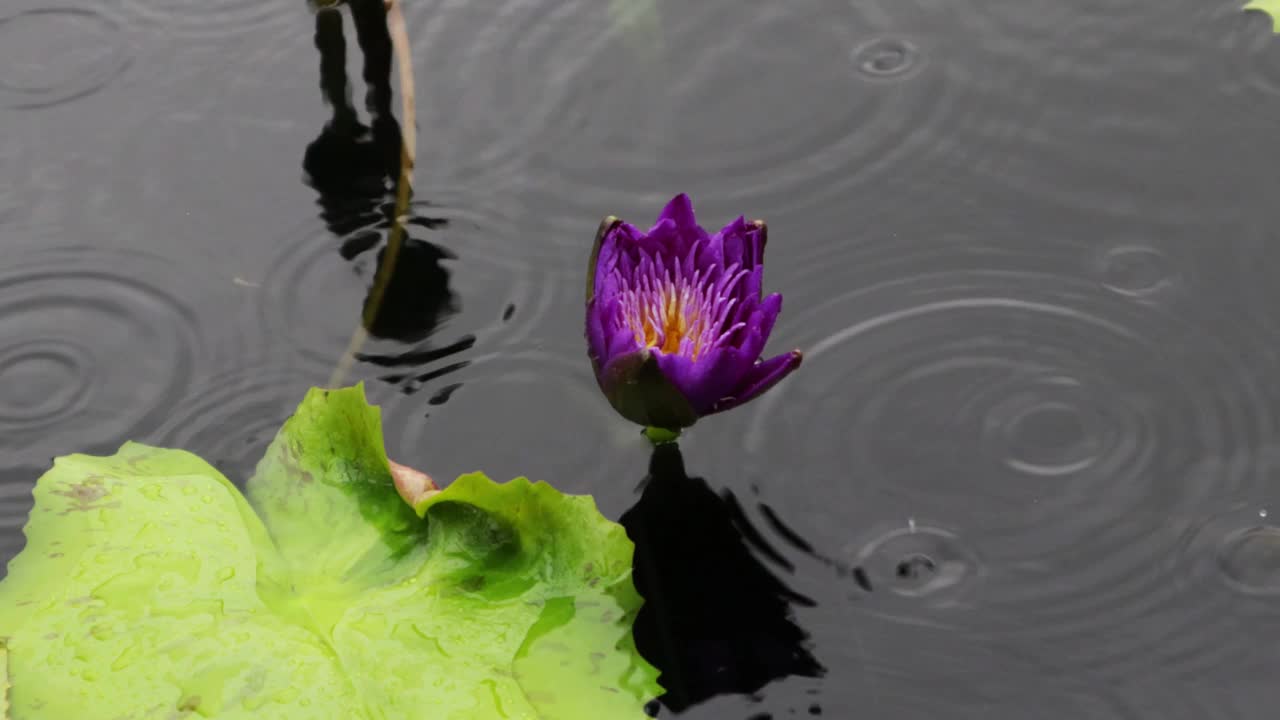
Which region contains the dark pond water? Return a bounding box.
[6,0,1280,716]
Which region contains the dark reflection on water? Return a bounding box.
[621,443,824,715]
[8,0,1280,717]
[303,0,458,351]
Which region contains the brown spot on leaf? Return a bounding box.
[52,476,108,512]
[57,501,119,516]
[177,695,201,712]
[125,452,154,470]
[279,443,311,484]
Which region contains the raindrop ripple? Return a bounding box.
[407,0,959,231]
[117,0,295,39]
[1165,501,1280,679]
[925,0,1224,222]
[0,246,226,467]
[744,242,1276,679]
[0,4,133,110]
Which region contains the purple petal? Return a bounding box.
[586,295,624,362]
[654,347,754,414]
[593,268,623,303]
[744,220,766,268]
[588,218,617,304]
[680,235,702,278]
[727,294,781,362]
[696,229,724,271]
[713,216,749,268]
[726,297,778,363]
[651,195,710,258]
[732,320,767,364]
[636,218,681,259]
[606,325,641,361]
[599,221,643,279]
[594,243,618,288]
[708,350,803,415]
[586,300,609,361]
[719,272,765,331]
[656,193,698,232]
[737,265,764,303]
[752,292,783,343]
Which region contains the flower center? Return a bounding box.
[618,265,747,360]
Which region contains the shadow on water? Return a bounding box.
[302,0,457,356]
[621,443,825,715]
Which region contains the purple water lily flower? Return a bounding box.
[585,193,802,433]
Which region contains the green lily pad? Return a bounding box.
[0,385,660,719]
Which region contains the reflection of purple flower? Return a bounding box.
[586,194,802,431]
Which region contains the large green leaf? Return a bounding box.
[0,385,660,719]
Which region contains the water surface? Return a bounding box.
[5,0,1280,716]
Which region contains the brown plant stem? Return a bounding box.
[327,0,417,389]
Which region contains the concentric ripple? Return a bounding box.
[626,1,955,220]
[0,4,133,110]
[851,36,924,81]
[1216,521,1280,594]
[146,365,314,485]
[404,0,620,194]
[1093,244,1181,300]
[0,246,225,468]
[1164,498,1280,675]
[258,190,555,376]
[924,0,1236,223]
[407,0,962,232]
[378,348,638,501]
[116,0,295,39]
[978,674,1246,720]
[0,340,94,427]
[740,245,1276,679]
[847,520,981,607]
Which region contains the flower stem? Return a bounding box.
[643,426,681,445]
